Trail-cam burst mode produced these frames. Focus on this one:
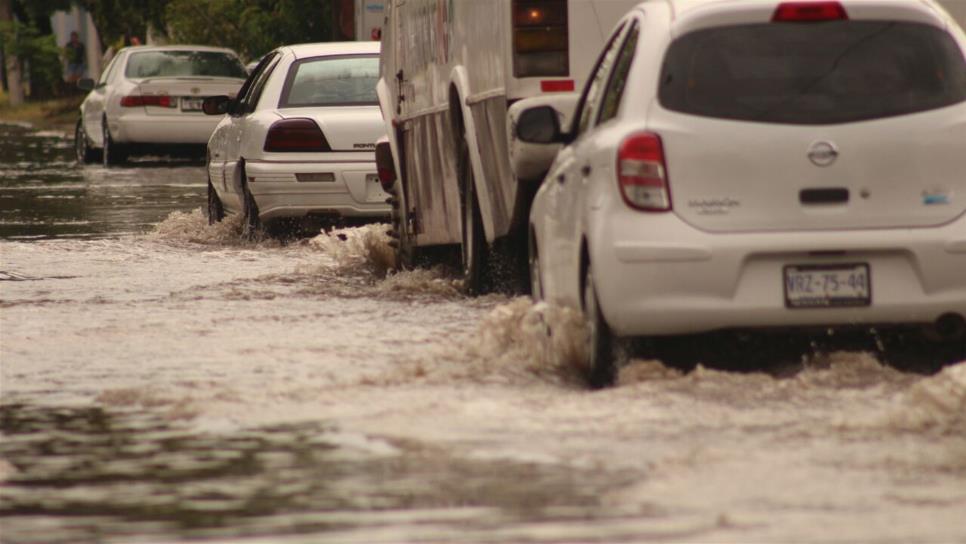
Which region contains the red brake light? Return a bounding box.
[540,79,575,93]
[264,119,331,153]
[772,2,848,22]
[617,132,671,212]
[121,95,175,108]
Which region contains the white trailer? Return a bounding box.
[376,0,638,293]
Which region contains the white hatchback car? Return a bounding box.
[203,42,389,234]
[75,45,247,166]
[515,0,966,385]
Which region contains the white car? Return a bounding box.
[202,42,389,234]
[75,45,247,166]
[516,0,966,386]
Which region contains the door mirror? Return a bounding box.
[202,95,231,116]
[516,105,565,144]
[77,78,95,91]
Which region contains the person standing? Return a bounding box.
[64,31,86,85]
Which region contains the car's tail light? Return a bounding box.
[121,94,176,108]
[264,119,331,152]
[512,0,569,78]
[617,132,671,212]
[772,1,848,22]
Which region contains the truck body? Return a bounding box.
[377,0,639,275]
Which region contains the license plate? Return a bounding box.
[181,97,204,111]
[784,263,871,308]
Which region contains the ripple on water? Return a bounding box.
[0,403,628,544]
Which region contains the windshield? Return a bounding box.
[280,55,379,108]
[125,50,247,79]
[659,21,966,124]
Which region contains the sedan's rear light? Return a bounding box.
[772,1,848,22]
[121,95,176,108]
[512,0,569,78]
[617,132,671,212]
[264,119,331,153]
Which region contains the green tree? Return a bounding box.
[0,0,72,100]
[164,0,334,61]
[77,0,170,48]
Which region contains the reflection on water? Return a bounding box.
[0,404,619,543]
[0,123,206,239]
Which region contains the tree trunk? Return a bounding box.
[0,0,24,106]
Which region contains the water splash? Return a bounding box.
[146,208,278,247]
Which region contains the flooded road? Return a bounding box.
[2,122,966,543]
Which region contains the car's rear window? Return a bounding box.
[280,55,378,108]
[125,51,247,79]
[659,21,966,124]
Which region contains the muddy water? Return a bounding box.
[2,123,966,543]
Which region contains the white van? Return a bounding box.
[376,0,639,293]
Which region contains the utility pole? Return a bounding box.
[0,0,24,106]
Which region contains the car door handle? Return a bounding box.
[581,165,592,177]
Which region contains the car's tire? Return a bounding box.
[583,266,622,388]
[207,177,224,225]
[458,139,489,295]
[240,167,261,239]
[102,120,127,167]
[877,330,966,373]
[74,120,98,164]
[528,229,543,301]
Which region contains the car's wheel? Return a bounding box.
[459,139,489,295]
[240,167,261,239]
[528,229,543,301]
[102,120,127,167]
[877,329,966,373]
[74,120,98,164]
[583,265,622,388]
[207,177,224,225]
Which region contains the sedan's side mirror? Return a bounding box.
[516,105,565,144]
[202,95,231,116]
[77,78,95,91]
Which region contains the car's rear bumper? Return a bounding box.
[590,209,966,337]
[112,113,221,144]
[245,159,390,221]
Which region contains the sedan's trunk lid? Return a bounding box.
[277,106,384,152]
[132,77,245,115]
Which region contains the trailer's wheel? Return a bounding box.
[390,178,417,270]
[458,140,489,295]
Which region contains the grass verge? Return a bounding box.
[0,91,83,132]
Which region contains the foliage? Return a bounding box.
[164,0,334,61]
[0,19,66,99]
[76,0,170,48]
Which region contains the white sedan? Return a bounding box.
[75,45,247,166]
[516,0,966,386]
[203,42,389,234]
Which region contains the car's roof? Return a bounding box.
[667,0,948,14]
[280,41,381,60]
[119,45,240,55]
